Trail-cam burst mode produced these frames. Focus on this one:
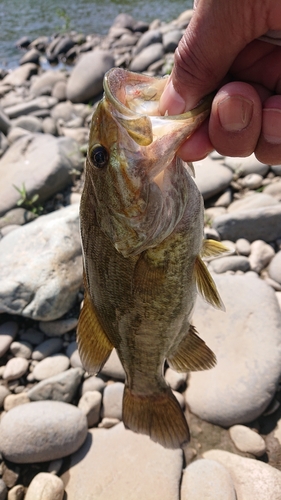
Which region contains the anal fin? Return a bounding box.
[194,255,225,310]
[77,290,113,375]
[167,325,216,372]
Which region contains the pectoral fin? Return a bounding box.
[201,239,229,258]
[167,325,216,372]
[77,290,113,375]
[133,251,167,300]
[194,255,225,310]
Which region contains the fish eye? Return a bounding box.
[89,144,109,169]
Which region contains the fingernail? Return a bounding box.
[263,108,281,144]
[218,96,253,132]
[159,80,186,115]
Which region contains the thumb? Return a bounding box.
[159,0,267,114]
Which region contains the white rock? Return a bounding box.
[269,250,281,285]
[25,472,64,500]
[240,173,263,189]
[235,238,251,256]
[39,318,78,336]
[102,382,124,420]
[210,255,250,274]
[3,357,29,381]
[165,368,187,391]
[249,239,275,273]
[10,341,32,359]
[229,425,266,456]
[4,393,30,411]
[194,156,233,200]
[78,390,102,427]
[32,354,69,381]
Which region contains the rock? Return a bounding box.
[51,100,76,121]
[16,36,31,48]
[271,164,281,175]
[0,107,11,135]
[28,367,83,403]
[235,238,251,256]
[203,449,281,500]
[52,36,75,57]
[4,393,30,411]
[274,417,281,445]
[3,358,29,381]
[24,472,64,500]
[39,318,78,336]
[20,328,44,345]
[210,255,250,273]
[163,29,183,52]
[42,116,57,135]
[0,480,7,500]
[4,96,57,119]
[10,341,32,359]
[1,224,19,236]
[240,173,263,189]
[81,375,106,394]
[248,240,275,273]
[130,43,164,72]
[224,153,269,176]
[133,30,162,55]
[102,382,124,420]
[12,115,43,133]
[30,71,66,97]
[2,63,38,86]
[78,391,102,427]
[32,338,63,361]
[0,401,87,463]
[32,354,70,381]
[48,458,63,475]
[193,157,233,200]
[62,423,183,500]
[212,205,281,242]
[0,133,82,216]
[0,386,11,408]
[7,126,30,143]
[52,81,67,101]
[65,342,83,369]
[111,13,136,30]
[185,273,281,426]
[229,425,266,456]
[263,179,281,200]
[0,205,83,321]
[98,417,120,428]
[268,251,281,284]
[227,192,278,213]
[181,458,236,500]
[165,368,187,391]
[101,349,125,380]
[7,484,25,500]
[19,48,41,66]
[0,321,18,357]
[66,50,114,103]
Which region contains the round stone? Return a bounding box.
[181,459,236,500]
[229,425,266,457]
[24,472,64,500]
[3,357,29,381]
[32,354,70,381]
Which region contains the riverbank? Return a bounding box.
[0,9,281,500]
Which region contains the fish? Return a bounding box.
[77,68,227,449]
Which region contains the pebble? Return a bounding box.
[268,250,281,284]
[48,458,64,475]
[24,472,64,500]
[185,273,281,426]
[130,43,164,72]
[20,328,44,345]
[3,393,30,412]
[39,318,78,336]
[240,173,263,189]
[78,391,102,427]
[0,322,18,357]
[0,401,87,463]
[227,192,278,213]
[32,338,63,361]
[2,358,29,381]
[81,375,106,394]
[248,239,275,273]
[209,255,250,274]
[223,153,269,176]
[229,425,266,456]
[102,382,124,420]
[203,449,281,500]
[98,417,120,429]
[9,341,32,359]
[235,238,251,256]
[32,354,70,381]
[263,179,281,200]
[0,386,11,408]
[62,423,183,500]
[7,484,25,500]
[181,459,236,500]
[28,367,83,403]
[101,349,125,380]
[65,341,83,368]
[193,156,233,200]
[165,368,187,391]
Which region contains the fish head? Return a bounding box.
[84,68,212,257]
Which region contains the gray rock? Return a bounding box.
[12,115,43,133]
[102,382,124,419]
[32,338,63,361]
[263,179,281,200]
[0,479,7,500]
[30,71,66,97]
[181,459,236,500]
[0,386,11,408]
[3,358,29,381]
[133,30,162,55]
[25,473,64,500]
[42,116,57,135]
[62,423,183,500]
[78,390,102,427]
[6,126,30,143]
[235,238,251,256]
[0,107,11,135]
[10,341,32,359]
[33,354,70,381]
[53,36,75,57]
[224,154,269,176]
[203,449,281,500]
[101,349,125,380]
[111,13,136,30]
[212,205,281,242]
[2,63,38,86]
[194,157,233,200]
[52,81,67,101]
[1,224,20,237]
[130,43,164,72]
[210,255,250,273]
[0,321,18,357]
[81,375,106,394]
[48,458,63,475]
[39,318,78,337]
[51,100,76,122]
[0,400,87,463]
[185,273,281,426]
[227,192,278,213]
[229,425,266,457]
[271,164,281,175]
[268,250,281,284]
[28,367,83,403]
[65,342,83,369]
[66,50,115,103]
[249,240,275,273]
[0,133,82,216]
[163,30,183,52]
[0,205,82,320]
[19,48,41,66]
[20,328,44,345]
[4,96,57,119]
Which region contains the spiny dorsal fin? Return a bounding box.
[201,239,229,258]
[194,256,225,310]
[167,325,216,372]
[77,290,113,375]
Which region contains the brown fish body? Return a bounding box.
[78,69,227,448]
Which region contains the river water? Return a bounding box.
[0,0,192,68]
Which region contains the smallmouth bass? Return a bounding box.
[78,68,227,448]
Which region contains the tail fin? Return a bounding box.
[123,385,189,449]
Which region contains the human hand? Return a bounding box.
[159,0,281,165]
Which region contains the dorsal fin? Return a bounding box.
[194,256,225,310]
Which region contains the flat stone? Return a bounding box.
[32,338,63,361]
[185,273,281,426]
[130,43,164,72]
[12,115,43,133]
[0,401,87,463]
[28,367,83,403]
[100,349,125,380]
[0,321,18,357]
[4,393,30,411]
[78,391,102,427]
[212,205,281,242]
[30,71,66,97]
[2,64,38,86]
[24,472,64,500]
[210,255,250,273]
[62,423,183,500]
[32,354,70,381]
[227,193,278,213]
[133,30,162,56]
[0,205,83,320]
[203,449,281,500]
[224,154,269,176]
[229,425,266,456]
[10,340,32,359]
[193,157,233,200]
[3,358,29,381]
[268,251,281,284]
[181,458,236,500]
[249,240,275,273]
[39,318,78,336]
[102,382,124,420]
[4,96,57,119]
